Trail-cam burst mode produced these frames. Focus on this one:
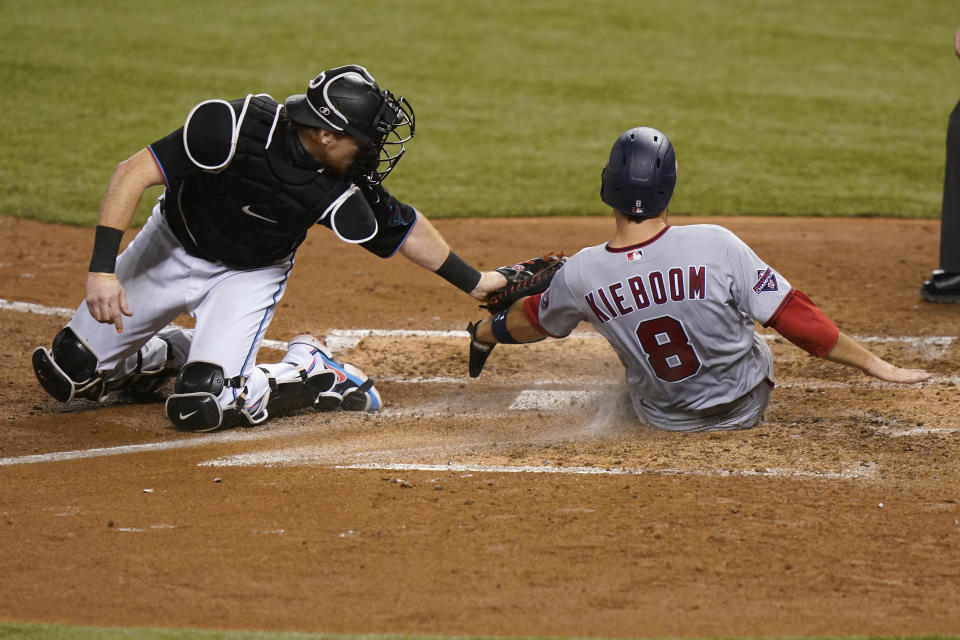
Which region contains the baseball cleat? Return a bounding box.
[287,334,381,412]
[921,270,960,303]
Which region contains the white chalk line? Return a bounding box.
[196,441,877,480]
[0,423,304,467]
[197,442,477,468]
[331,461,877,480]
[2,298,955,355]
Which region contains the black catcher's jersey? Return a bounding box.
[148,94,416,269]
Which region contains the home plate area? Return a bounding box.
[194,328,958,482]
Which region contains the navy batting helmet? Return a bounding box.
[600,127,676,218]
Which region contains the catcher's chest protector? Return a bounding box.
[166,94,354,268]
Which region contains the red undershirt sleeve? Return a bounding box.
[766,288,840,357]
[522,293,551,337]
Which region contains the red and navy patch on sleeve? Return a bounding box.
[540,290,550,309]
[753,268,779,294]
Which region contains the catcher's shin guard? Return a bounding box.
[257,337,339,418]
[166,361,255,432]
[106,328,191,399]
[467,321,495,378]
[32,327,105,402]
[284,334,380,412]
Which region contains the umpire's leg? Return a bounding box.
[940,98,960,272]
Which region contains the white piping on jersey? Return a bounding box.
[324,184,378,244]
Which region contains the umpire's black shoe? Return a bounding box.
[922,270,960,303]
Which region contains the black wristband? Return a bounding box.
[435,251,482,294]
[88,225,124,273]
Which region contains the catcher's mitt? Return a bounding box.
[482,253,567,314]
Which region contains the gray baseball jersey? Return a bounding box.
[537,224,791,429]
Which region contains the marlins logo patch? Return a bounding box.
[753,268,779,294]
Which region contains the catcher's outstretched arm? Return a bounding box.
[397,211,506,300]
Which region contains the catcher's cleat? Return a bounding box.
[922,270,960,303]
[294,335,380,412]
[467,321,495,378]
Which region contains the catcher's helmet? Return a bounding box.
[285,64,415,185]
[600,127,676,218]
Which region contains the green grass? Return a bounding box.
[1,0,956,224]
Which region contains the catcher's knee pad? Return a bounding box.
[32,327,104,402]
[166,361,234,432]
[166,361,270,432]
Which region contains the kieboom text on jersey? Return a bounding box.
[586,266,706,323]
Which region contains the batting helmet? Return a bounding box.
[285,64,415,185]
[600,127,676,218]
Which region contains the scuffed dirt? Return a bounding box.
[0,214,958,637]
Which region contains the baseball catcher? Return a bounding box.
[32,64,509,432]
[468,126,931,431]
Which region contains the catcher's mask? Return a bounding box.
[285,64,415,186]
[600,127,676,218]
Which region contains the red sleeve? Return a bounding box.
[522,293,550,336]
[767,289,840,357]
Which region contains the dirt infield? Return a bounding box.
[0,214,958,637]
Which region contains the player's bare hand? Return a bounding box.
[85,272,133,333]
[954,26,960,58]
[863,358,932,384]
[469,270,508,301]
